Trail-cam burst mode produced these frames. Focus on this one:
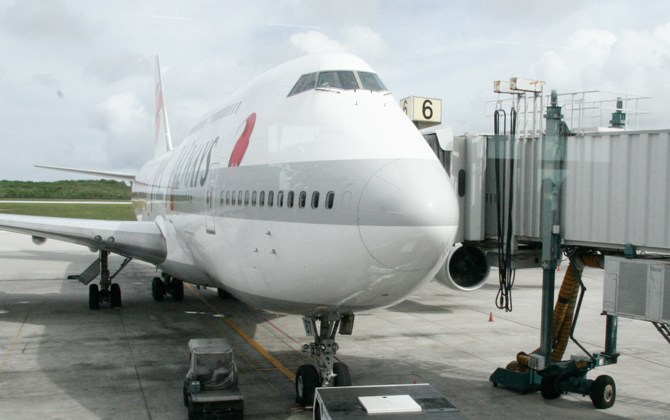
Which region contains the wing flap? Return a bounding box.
[0,214,166,264]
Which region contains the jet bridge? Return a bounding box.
[421,89,670,409]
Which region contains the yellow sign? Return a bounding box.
[400,96,442,128]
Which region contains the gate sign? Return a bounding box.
[400,96,442,128]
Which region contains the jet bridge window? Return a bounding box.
[318,71,358,90]
[288,73,317,97]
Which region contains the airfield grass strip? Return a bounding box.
[0,202,136,220]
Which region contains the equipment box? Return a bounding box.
[313,384,468,419]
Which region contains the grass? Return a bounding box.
[0,202,137,221]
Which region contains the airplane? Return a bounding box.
[0,52,462,406]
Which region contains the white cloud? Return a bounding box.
[87,93,152,169]
[290,30,345,54]
[0,0,89,40]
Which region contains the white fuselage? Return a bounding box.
[132,53,459,315]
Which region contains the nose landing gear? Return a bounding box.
[295,313,354,407]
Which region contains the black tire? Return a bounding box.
[590,375,616,409]
[217,288,232,299]
[172,279,184,301]
[295,364,320,407]
[110,283,122,308]
[183,381,189,407]
[540,375,561,400]
[89,284,100,310]
[333,362,351,387]
[152,277,165,302]
[187,401,201,420]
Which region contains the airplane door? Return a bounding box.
[206,163,219,234]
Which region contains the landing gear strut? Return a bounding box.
[152,274,184,302]
[295,313,354,407]
[69,250,131,310]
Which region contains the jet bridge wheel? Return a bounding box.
[296,364,320,407]
[590,375,616,409]
[152,277,165,301]
[89,284,100,310]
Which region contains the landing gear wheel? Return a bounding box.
[590,375,616,409]
[540,375,561,400]
[89,284,100,310]
[172,279,184,301]
[110,283,122,308]
[295,364,320,407]
[333,362,351,387]
[152,277,165,302]
[217,288,232,299]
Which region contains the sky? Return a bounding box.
[2,0,670,181]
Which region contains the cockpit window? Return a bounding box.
[317,71,359,90]
[359,71,387,91]
[288,70,387,97]
[288,72,317,97]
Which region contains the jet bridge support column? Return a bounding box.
[539,90,566,362]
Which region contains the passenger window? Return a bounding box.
[226,191,230,206]
[238,190,243,206]
[278,191,284,208]
[252,191,257,207]
[259,191,265,207]
[287,191,294,208]
[299,191,307,208]
[268,191,274,207]
[245,191,250,206]
[231,191,236,206]
[326,191,335,209]
[311,191,319,209]
[358,72,387,91]
[288,73,317,97]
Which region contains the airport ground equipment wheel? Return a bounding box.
[590,375,616,409]
[296,364,320,407]
[110,283,122,308]
[152,277,165,302]
[171,279,184,301]
[333,362,351,387]
[540,375,561,400]
[187,400,202,420]
[217,288,232,299]
[89,284,100,310]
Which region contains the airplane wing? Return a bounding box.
[0,214,166,264]
[34,165,136,182]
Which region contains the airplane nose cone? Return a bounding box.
[357,159,459,272]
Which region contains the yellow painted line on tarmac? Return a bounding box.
[185,284,296,383]
[0,309,31,374]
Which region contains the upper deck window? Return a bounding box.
[318,71,358,90]
[288,73,317,97]
[359,71,387,91]
[288,70,387,97]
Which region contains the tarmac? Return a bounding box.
[0,229,669,420]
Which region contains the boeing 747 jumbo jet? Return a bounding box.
[0,53,459,405]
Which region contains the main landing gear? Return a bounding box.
[151,274,184,302]
[68,250,132,310]
[295,313,355,407]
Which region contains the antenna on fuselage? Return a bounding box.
[154,56,174,157]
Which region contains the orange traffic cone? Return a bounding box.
[488,312,494,322]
